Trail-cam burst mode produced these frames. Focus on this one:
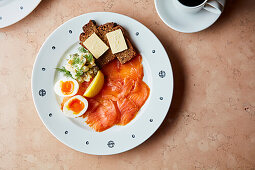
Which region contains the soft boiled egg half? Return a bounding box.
[54,78,79,97]
[63,95,88,118]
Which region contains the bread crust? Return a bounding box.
[79,20,136,68]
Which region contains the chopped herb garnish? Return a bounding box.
[58,46,97,83]
[73,56,81,65]
[84,53,93,62]
[56,67,73,78]
[78,46,88,53]
[75,68,84,78]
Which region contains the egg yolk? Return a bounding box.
[67,98,85,114]
[61,81,74,95]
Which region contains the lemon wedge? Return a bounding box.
[83,70,104,98]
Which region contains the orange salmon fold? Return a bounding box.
[62,54,150,132]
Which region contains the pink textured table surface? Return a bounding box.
[0,0,255,169]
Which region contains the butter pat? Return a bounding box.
[83,33,109,59]
[106,29,128,54]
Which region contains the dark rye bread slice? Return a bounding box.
[79,20,136,67]
[110,26,136,64]
[98,23,136,65]
[96,22,118,67]
[80,21,117,68]
[97,22,117,43]
[79,20,98,42]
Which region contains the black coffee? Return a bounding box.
[178,0,206,7]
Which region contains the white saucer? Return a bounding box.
[154,0,225,33]
[0,0,41,28]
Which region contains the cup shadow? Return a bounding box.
[207,0,255,31]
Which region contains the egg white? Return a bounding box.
[63,95,88,118]
[54,78,79,97]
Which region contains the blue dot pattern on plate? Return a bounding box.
[39,89,46,97]
[132,134,135,138]
[160,97,163,100]
[69,30,72,34]
[42,68,46,71]
[52,46,55,50]
[159,70,166,78]
[49,113,52,117]
[152,50,155,53]
[150,119,153,122]
[86,141,89,145]
[20,6,23,10]
[136,32,139,36]
[107,141,115,148]
[65,131,68,134]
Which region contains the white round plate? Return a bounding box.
[155,0,225,33]
[0,0,41,28]
[32,12,173,155]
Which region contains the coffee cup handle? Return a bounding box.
[203,0,223,15]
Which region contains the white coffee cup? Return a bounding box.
[174,0,223,14]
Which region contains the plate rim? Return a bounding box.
[0,0,41,28]
[32,12,174,155]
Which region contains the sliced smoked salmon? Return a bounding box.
[117,98,138,125]
[85,99,120,132]
[61,54,150,132]
[102,54,143,81]
[118,55,143,80]
[97,78,135,101]
[128,81,150,109]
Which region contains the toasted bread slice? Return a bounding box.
[109,26,136,64]
[79,20,98,43]
[97,22,117,42]
[97,23,136,64]
[80,21,117,68]
[96,22,118,67]
[79,21,136,67]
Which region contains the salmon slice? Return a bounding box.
[97,78,135,101]
[118,54,143,80]
[102,54,143,81]
[102,59,121,80]
[85,99,120,132]
[128,81,150,109]
[99,79,123,101]
[120,78,135,98]
[77,81,91,95]
[60,54,150,132]
[117,98,139,125]
[82,98,100,117]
